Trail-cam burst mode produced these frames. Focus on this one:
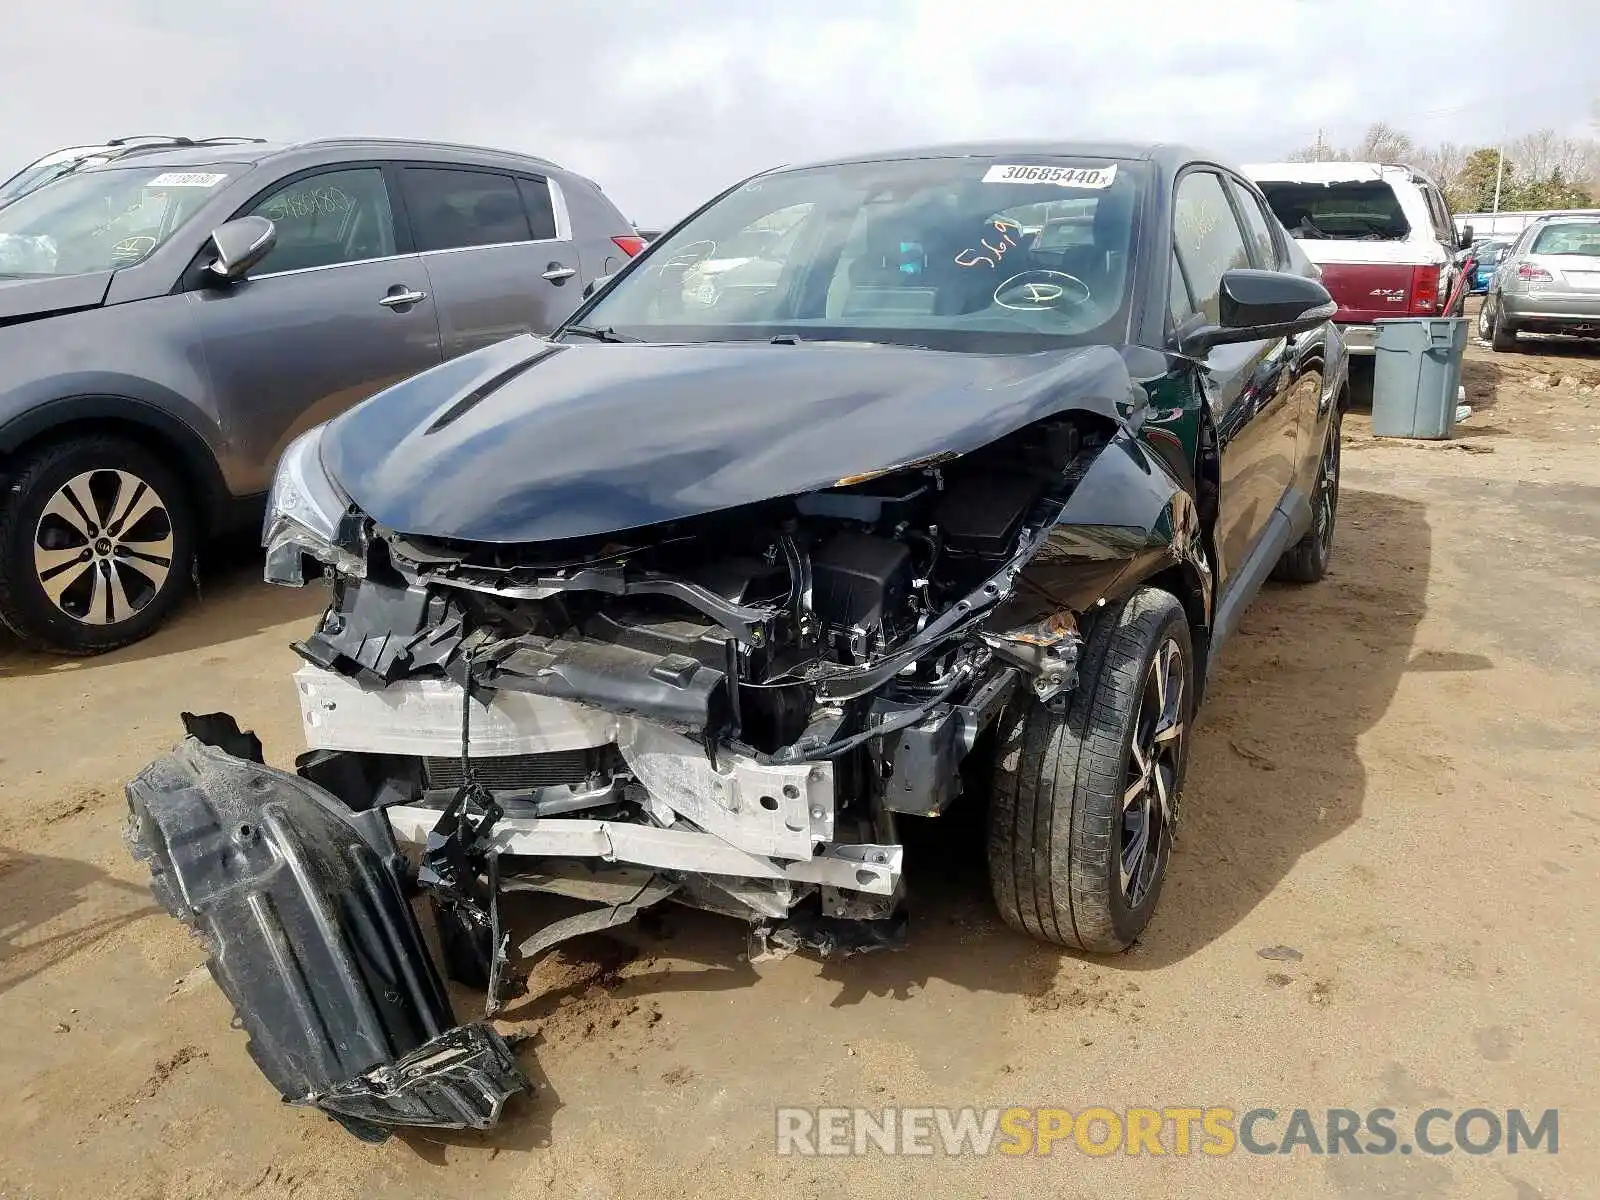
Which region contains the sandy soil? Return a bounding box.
[2,302,1597,1198]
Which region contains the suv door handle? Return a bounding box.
[542,264,577,283]
[379,288,427,308]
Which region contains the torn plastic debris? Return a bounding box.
[124,731,530,1139]
[313,1023,529,1143]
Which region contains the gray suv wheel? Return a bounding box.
[0,437,194,654]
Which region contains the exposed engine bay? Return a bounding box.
[283,416,1123,956]
[126,398,1211,1138]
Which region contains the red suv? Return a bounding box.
[1245,161,1472,396]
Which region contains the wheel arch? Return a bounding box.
[0,396,231,535]
[1127,563,1213,708]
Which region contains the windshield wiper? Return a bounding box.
[561,325,639,343]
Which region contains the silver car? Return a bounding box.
[0,137,642,653]
[1479,214,1600,351]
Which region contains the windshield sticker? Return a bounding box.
[147,172,228,188]
[955,218,1025,270]
[982,164,1118,189]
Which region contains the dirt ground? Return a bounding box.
[2,301,1597,1199]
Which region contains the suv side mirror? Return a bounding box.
[1458,225,1475,250]
[1177,269,1335,356]
[581,273,614,300]
[205,215,277,282]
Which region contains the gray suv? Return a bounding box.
[0,137,641,653]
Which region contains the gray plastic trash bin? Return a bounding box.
[1371,317,1470,439]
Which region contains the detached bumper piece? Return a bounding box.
[125,737,530,1140]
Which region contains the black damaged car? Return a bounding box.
[126,142,1348,1137]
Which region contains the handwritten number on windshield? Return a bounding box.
[955,219,1024,270]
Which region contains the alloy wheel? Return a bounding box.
[1120,637,1186,907]
[1313,418,1341,552]
[32,469,175,626]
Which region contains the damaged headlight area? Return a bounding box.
[262,423,369,586]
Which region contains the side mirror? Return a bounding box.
[1177,269,1335,357]
[205,215,276,282]
[1459,225,1475,250]
[581,273,614,300]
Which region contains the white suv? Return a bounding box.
[1244,162,1472,369]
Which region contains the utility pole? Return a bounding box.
[1491,114,1508,215]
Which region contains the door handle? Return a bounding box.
[542,264,577,283]
[379,289,427,308]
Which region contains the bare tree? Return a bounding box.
[1417,141,1467,184]
[1506,129,1591,180]
[1278,115,1599,203]
[1355,122,1416,163]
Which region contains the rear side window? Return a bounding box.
[401,168,533,252]
[1531,222,1600,255]
[516,178,558,241]
[1230,180,1282,269]
[245,168,397,275]
[1256,181,1410,242]
[1172,171,1252,323]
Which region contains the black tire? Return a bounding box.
[1272,408,1341,584]
[988,587,1193,953]
[1486,296,1520,352]
[0,436,195,654]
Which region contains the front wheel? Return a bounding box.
[988,588,1194,953]
[0,436,194,654]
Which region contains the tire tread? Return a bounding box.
[989,588,1190,953]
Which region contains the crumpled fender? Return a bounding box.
[125,735,529,1139]
[1014,431,1212,620]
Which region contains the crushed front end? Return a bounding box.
[128,348,1210,1137]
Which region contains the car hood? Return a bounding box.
[0,270,114,323]
[321,333,1140,545]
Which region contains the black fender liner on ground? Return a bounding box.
[125,737,529,1139]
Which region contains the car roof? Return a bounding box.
[75,136,565,175]
[773,140,1220,175]
[76,143,290,171]
[1243,161,1440,189]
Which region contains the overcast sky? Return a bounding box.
[4,0,1596,225]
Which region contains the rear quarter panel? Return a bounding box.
[557,172,635,284]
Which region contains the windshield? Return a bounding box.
[1531,222,1600,256]
[1256,181,1410,242]
[0,164,233,277]
[0,157,86,205]
[578,156,1146,351]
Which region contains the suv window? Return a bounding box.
[516,177,558,241]
[1230,180,1281,269]
[1417,183,1450,244]
[1256,181,1410,242]
[1173,171,1251,323]
[246,168,396,275]
[402,168,532,252]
